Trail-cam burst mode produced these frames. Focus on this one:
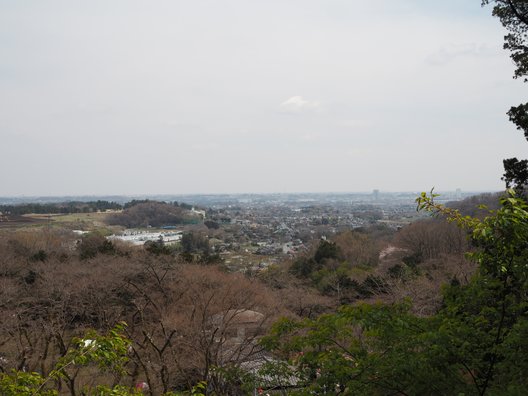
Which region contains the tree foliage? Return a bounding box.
[483,1,528,191]
[483,0,528,81]
[0,324,131,396]
[107,202,198,228]
[0,323,208,396]
[289,235,383,304]
[0,201,122,216]
[263,191,528,394]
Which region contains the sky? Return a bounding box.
[0,0,526,196]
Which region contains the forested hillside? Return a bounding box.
[0,204,482,394]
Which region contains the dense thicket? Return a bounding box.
[0,200,122,215]
[264,193,528,395]
[447,192,502,217]
[106,201,199,228]
[481,0,528,192]
[0,200,198,219]
[0,213,474,394]
[0,231,282,394]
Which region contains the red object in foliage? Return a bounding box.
[135,382,149,390]
[258,387,263,394]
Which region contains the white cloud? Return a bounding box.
[280,96,320,113]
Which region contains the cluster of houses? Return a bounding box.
[107,230,183,246]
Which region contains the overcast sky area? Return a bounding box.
[1,0,526,196]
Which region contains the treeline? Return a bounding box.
[0,199,198,217]
[447,191,502,218]
[106,201,201,228]
[0,200,122,215]
[123,199,194,210]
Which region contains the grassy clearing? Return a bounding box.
[14,212,117,232]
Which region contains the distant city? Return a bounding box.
[0,189,483,206]
[0,189,488,274]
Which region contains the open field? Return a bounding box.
[32,211,110,224]
[0,214,46,228]
[0,212,115,231]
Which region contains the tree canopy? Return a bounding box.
[262,191,528,394]
[483,1,528,190]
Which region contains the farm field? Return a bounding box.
[0,212,115,231]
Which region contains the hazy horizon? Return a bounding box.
[0,188,497,200]
[1,1,524,196]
